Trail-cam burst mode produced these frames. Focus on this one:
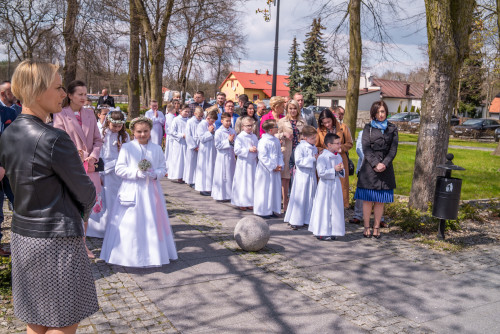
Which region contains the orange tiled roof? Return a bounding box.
[489,95,500,114]
[220,71,290,93]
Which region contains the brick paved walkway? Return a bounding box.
[2,178,500,333]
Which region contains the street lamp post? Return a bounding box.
[271,0,280,97]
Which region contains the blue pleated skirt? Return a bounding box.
[354,188,394,203]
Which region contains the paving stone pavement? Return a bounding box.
[2,179,499,334]
[79,179,500,333]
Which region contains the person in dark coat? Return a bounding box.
[97,88,115,107]
[0,60,98,333]
[354,100,398,239]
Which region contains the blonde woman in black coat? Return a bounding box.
[355,101,398,239]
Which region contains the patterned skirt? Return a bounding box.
[354,188,394,203]
[10,233,99,327]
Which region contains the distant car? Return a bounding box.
[408,114,459,129]
[388,112,420,123]
[494,127,500,142]
[451,118,500,139]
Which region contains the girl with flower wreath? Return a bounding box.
[100,116,178,267]
[87,109,129,238]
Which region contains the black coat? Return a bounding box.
[0,115,96,238]
[356,122,398,190]
[97,95,115,107]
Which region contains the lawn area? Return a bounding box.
[349,144,500,200]
[397,133,498,149]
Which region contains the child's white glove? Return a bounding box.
[137,170,147,179]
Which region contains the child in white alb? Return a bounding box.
[231,116,258,210]
[284,125,318,229]
[164,102,176,173]
[254,119,284,218]
[100,116,178,267]
[168,105,189,183]
[195,108,218,196]
[183,107,203,187]
[212,112,236,201]
[309,133,345,241]
[87,110,129,238]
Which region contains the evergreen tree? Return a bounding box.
[287,37,301,98]
[300,18,333,105]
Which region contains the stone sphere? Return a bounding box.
[234,216,270,251]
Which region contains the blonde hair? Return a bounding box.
[241,116,255,125]
[285,99,301,120]
[11,60,60,107]
[194,106,204,116]
[269,96,286,110]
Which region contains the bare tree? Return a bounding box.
[0,0,58,60]
[62,0,80,85]
[134,0,175,107]
[128,0,141,117]
[409,0,476,210]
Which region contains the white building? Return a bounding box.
[316,73,424,115]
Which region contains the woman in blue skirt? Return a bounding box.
[355,100,398,239]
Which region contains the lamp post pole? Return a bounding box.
[271,0,280,97]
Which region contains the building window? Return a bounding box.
[250,80,256,84]
[266,81,271,85]
[331,100,339,107]
[235,94,239,99]
[237,83,239,87]
[253,94,259,101]
[284,82,288,87]
[227,83,229,87]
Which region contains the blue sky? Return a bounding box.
[239,0,428,77]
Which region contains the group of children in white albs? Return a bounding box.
[91,104,345,268]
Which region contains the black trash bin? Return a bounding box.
[432,177,462,220]
[432,153,465,239]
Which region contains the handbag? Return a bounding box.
[346,152,355,176]
[94,158,105,172]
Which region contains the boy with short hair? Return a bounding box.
[168,105,189,183]
[212,112,237,201]
[309,133,345,241]
[254,119,284,218]
[231,116,259,210]
[183,107,203,187]
[284,125,318,229]
[195,108,218,196]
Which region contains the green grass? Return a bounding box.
[397,133,498,149]
[350,144,500,200]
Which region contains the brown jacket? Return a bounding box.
[276,117,306,179]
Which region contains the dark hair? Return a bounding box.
[262,119,277,131]
[181,104,190,110]
[239,94,249,104]
[195,90,205,97]
[62,80,86,107]
[370,100,389,120]
[217,92,226,98]
[318,109,338,132]
[324,133,340,146]
[225,100,235,106]
[151,99,158,104]
[221,112,232,120]
[242,101,258,122]
[103,111,128,150]
[206,109,218,120]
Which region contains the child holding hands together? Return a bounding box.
[284,125,318,229]
[309,133,345,241]
[231,116,259,210]
[254,119,284,218]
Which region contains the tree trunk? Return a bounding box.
[409,0,476,210]
[135,0,175,109]
[344,0,362,138]
[62,0,79,86]
[494,0,500,156]
[140,32,150,108]
[128,0,141,118]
